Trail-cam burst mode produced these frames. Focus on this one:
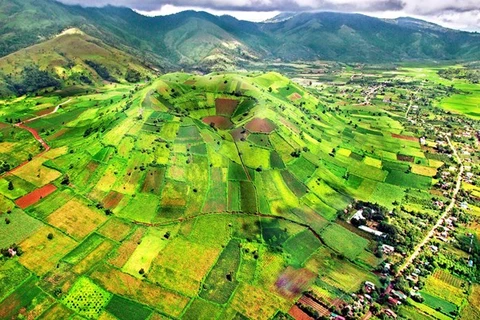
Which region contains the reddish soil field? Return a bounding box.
[245,118,276,134]
[36,106,56,116]
[215,98,238,116]
[15,184,57,209]
[289,92,302,101]
[396,154,414,162]
[391,133,417,142]
[203,116,233,130]
[102,190,124,209]
[288,305,313,320]
[230,127,249,141]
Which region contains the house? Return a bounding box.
[365,281,376,290]
[382,244,395,255]
[7,248,16,257]
[330,313,345,320]
[391,290,407,301]
[388,297,401,306]
[429,245,439,253]
[384,263,392,273]
[420,137,426,145]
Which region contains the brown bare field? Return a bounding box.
[397,154,414,162]
[90,263,190,318]
[298,295,330,316]
[392,133,417,141]
[215,98,239,116]
[47,199,107,240]
[36,106,56,116]
[289,92,302,101]
[202,116,233,130]
[231,127,249,141]
[141,167,165,194]
[245,118,276,133]
[49,128,69,140]
[102,190,124,209]
[15,184,57,209]
[97,217,133,242]
[19,226,77,276]
[289,305,313,320]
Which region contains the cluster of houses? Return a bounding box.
[435,216,458,243]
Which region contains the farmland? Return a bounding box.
[0,63,479,320]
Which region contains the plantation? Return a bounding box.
[0,64,477,320]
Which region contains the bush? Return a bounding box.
[125,68,141,83]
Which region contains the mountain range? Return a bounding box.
[1,0,480,72]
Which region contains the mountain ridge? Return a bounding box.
[1,0,480,70]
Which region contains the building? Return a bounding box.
[359,225,385,237]
[382,244,395,254]
[391,290,407,301]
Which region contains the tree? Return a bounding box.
[61,174,70,185]
[7,181,13,190]
[47,233,54,240]
[125,68,141,83]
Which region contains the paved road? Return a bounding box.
[397,135,463,276]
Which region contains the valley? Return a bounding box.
[0,61,479,320]
[0,1,479,319]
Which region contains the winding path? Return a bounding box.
[396,135,463,275]
[3,99,71,176]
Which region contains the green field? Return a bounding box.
[0,63,476,320]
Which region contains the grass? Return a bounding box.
[421,291,458,316]
[62,233,104,264]
[182,298,223,320]
[200,239,241,304]
[283,229,322,267]
[423,273,466,306]
[321,223,369,260]
[0,209,42,247]
[105,295,153,320]
[0,260,31,302]
[150,236,221,296]
[122,228,168,276]
[91,263,190,318]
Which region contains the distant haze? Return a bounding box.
[56,0,480,31]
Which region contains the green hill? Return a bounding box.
[0,28,154,96]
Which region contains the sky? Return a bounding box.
[56,0,480,31]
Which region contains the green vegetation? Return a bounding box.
[0,56,478,320]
